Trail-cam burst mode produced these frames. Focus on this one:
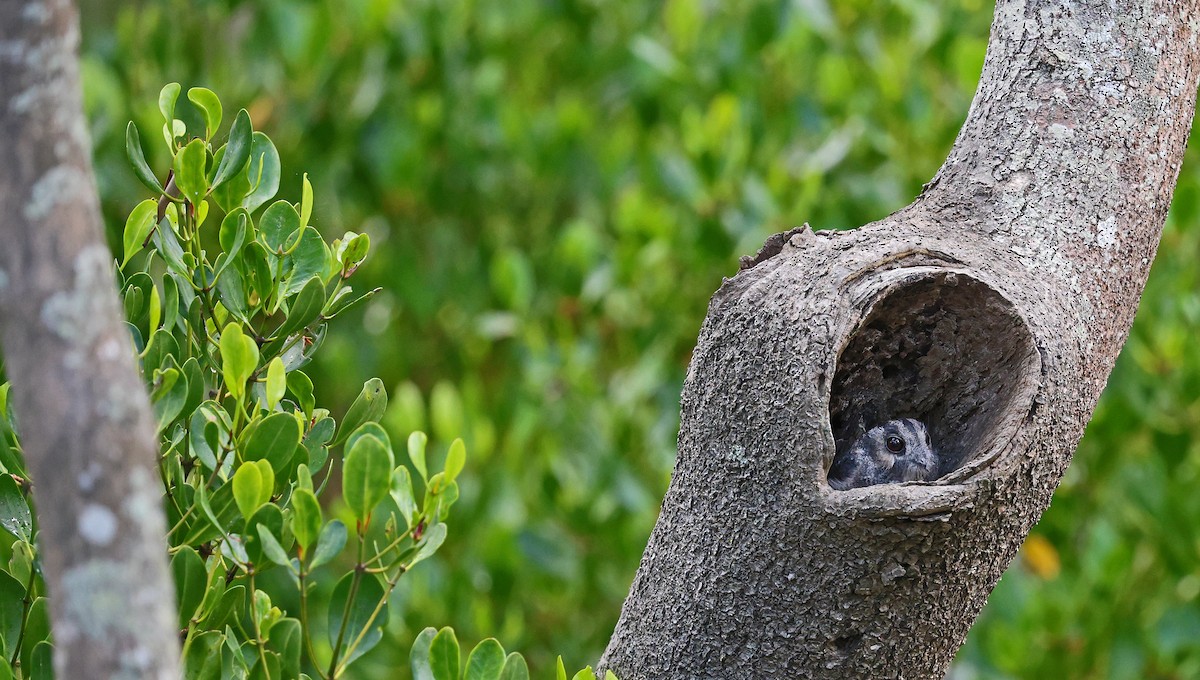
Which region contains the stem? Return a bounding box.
[248,572,271,679]
[360,521,418,568]
[326,524,369,678]
[166,506,195,540]
[326,571,361,678]
[333,567,406,677]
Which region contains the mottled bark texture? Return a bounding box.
[0,1,180,678]
[601,1,1200,678]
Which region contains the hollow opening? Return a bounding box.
[828,271,1039,486]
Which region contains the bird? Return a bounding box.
[828,418,939,490]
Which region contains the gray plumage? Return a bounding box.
[828,418,939,490]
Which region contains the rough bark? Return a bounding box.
[0,1,180,678]
[601,1,1200,678]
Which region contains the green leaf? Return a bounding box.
[267,617,302,679]
[8,540,33,587]
[194,198,211,228]
[210,145,253,212]
[219,323,258,399]
[300,173,313,228]
[287,371,315,418]
[328,571,388,668]
[181,357,206,418]
[215,209,251,280]
[148,279,161,331]
[174,137,210,207]
[172,546,208,628]
[570,667,597,680]
[296,464,314,493]
[411,522,447,567]
[159,82,181,129]
[310,519,347,569]
[339,232,370,273]
[291,488,322,553]
[150,366,188,432]
[187,87,223,138]
[213,109,252,191]
[390,466,416,529]
[260,200,302,255]
[232,462,264,519]
[556,657,567,680]
[125,122,165,194]
[193,558,228,624]
[407,431,429,481]
[265,357,286,410]
[186,481,237,548]
[283,228,330,297]
[436,481,459,521]
[274,276,326,340]
[248,650,280,680]
[0,571,24,658]
[152,207,189,277]
[124,270,154,329]
[142,327,180,374]
[162,274,182,332]
[411,627,438,680]
[303,416,335,470]
[429,627,461,680]
[28,642,51,680]
[344,423,391,462]
[499,653,530,680]
[256,523,292,568]
[215,259,249,323]
[324,286,380,320]
[243,241,275,306]
[465,639,506,680]
[0,475,32,540]
[444,438,466,483]
[241,413,302,476]
[343,434,392,521]
[20,597,48,673]
[202,584,245,630]
[244,504,284,568]
[164,118,186,148]
[121,199,158,268]
[243,132,281,213]
[0,437,21,479]
[189,401,230,472]
[335,378,388,446]
[183,630,223,680]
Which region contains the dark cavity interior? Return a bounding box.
[828,272,1039,480]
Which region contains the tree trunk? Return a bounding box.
[0,2,180,678]
[600,1,1200,677]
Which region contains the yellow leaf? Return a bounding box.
[1021,533,1061,579]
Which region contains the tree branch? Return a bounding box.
[601,1,1200,677]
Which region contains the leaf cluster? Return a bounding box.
[0,85,464,680]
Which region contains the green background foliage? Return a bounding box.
[71,0,1200,676]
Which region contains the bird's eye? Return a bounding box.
[886,436,905,454]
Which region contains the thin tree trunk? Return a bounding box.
[0,1,180,678]
[601,1,1200,677]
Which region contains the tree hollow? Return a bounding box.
[828,268,1041,488]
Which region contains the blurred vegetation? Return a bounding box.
[71,0,1200,676]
